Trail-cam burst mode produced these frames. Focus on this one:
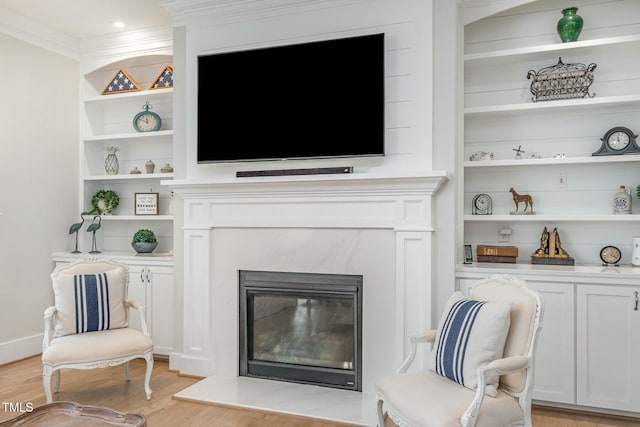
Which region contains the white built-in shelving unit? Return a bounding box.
[457,0,640,415]
[460,0,640,266]
[80,55,174,254]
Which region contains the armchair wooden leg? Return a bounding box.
[144,353,154,400]
[43,373,52,403]
[42,366,56,403]
[376,398,386,427]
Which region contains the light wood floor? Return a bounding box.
[1,355,638,426]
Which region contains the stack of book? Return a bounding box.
[476,245,518,263]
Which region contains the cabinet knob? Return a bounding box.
[140,270,144,283]
[146,269,150,283]
[634,291,638,311]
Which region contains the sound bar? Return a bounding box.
[236,166,354,178]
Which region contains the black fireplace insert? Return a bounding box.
[239,270,363,391]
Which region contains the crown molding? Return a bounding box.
[0,6,79,59]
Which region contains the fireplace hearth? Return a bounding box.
[239,270,363,391]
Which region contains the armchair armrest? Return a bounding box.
[460,355,530,427]
[397,329,437,373]
[125,299,149,336]
[42,306,56,351]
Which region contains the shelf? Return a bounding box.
[457,262,640,282]
[464,94,640,117]
[464,155,640,168]
[84,130,173,142]
[99,215,174,221]
[463,214,640,222]
[464,34,640,62]
[84,173,173,181]
[84,88,173,104]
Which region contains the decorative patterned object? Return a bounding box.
[160,163,173,173]
[557,7,583,42]
[149,65,173,89]
[130,166,141,174]
[527,57,596,102]
[145,160,155,173]
[428,291,511,397]
[51,269,128,337]
[104,146,119,175]
[613,185,631,214]
[101,68,141,95]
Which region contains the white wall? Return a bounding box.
[0,34,79,363]
[176,0,434,180]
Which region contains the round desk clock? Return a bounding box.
[133,101,161,132]
[472,193,492,215]
[600,245,621,266]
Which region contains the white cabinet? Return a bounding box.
[526,281,575,404]
[576,284,640,412]
[81,55,174,254]
[457,265,640,415]
[128,263,174,356]
[462,0,640,265]
[457,272,575,404]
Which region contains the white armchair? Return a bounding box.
[42,259,154,403]
[375,274,543,427]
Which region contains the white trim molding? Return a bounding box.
[167,172,447,384]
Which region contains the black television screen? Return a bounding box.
[197,33,384,163]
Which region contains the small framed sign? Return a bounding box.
[135,193,159,215]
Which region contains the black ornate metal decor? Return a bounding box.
[527,57,596,102]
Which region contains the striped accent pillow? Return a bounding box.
[428,292,511,397]
[52,269,128,337]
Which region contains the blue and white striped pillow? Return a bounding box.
[429,292,511,397]
[52,269,128,337]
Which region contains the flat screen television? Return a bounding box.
[197,33,384,163]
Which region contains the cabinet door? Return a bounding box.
[126,265,149,333]
[147,265,174,356]
[577,285,640,411]
[527,281,575,404]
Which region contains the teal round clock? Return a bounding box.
[133,101,161,132]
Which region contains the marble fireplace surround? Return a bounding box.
[169,172,447,398]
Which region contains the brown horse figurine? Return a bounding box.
[509,187,533,213]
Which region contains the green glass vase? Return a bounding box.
[557,7,583,42]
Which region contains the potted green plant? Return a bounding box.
[132,229,158,254]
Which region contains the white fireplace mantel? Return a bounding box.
[168,171,447,228]
[166,171,448,391]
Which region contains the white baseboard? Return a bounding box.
[169,352,213,377]
[0,334,43,366]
